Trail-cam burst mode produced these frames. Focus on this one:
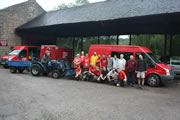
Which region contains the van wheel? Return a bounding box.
[3,65,9,69]
[52,70,60,79]
[147,74,160,87]
[18,68,24,73]
[10,67,17,73]
[31,64,42,76]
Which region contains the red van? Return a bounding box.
[5,46,41,62]
[88,45,174,87]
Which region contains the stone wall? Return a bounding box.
[0,0,45,57]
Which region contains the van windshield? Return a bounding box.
[147,53,161,63]
[136,53,161,65]
[9,50,21,55]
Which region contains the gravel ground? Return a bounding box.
[0,67,180,120]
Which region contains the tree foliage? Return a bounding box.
[55,1,180,58]
[55,0,89,10]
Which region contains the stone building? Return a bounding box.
[0,0,44,57]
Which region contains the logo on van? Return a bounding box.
[63,52,68,58]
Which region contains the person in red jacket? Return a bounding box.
[101,53,108,68]
[126,55,136,86]
[80,51,85,68]
[93,66,102,82]
[89,64,96,81]
[115,69,127,87]
[83,53,90,67]
[96,55,101,68]
[75,65,82,79]
[73,54,81,68]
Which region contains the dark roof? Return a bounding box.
[16,0,180,36]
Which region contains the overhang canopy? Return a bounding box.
[16,0,180,37]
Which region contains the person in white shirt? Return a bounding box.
[113,55,119,69]
[117,54,126,71]
[107,68,117,84]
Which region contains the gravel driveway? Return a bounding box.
[0,68,180,120]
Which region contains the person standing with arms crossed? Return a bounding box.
[117,54,126,71]
[136,55,147,88]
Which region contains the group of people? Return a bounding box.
[73,51,147,88]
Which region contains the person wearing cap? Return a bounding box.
[73,54,81,68]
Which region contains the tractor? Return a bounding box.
[31,59,75,79]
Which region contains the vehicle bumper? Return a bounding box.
[159,73,175,84]
[1,59,8,66]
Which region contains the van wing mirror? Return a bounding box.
[148,63,156,68]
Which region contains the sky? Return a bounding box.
[0,0,129,39]
[0,0,105,11]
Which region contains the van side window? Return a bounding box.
[111,52,133,61]
[28,48,39,57]
[19,50,27,58]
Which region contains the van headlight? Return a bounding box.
[8,58,12,61]
[164,68,170,75]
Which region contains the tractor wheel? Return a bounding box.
[31,64,42,76]
[10,67,17,73]
[52,70,60,79]
[147,74,160,87]
[18,68,24,73]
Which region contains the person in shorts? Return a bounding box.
[136,55,147,88]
